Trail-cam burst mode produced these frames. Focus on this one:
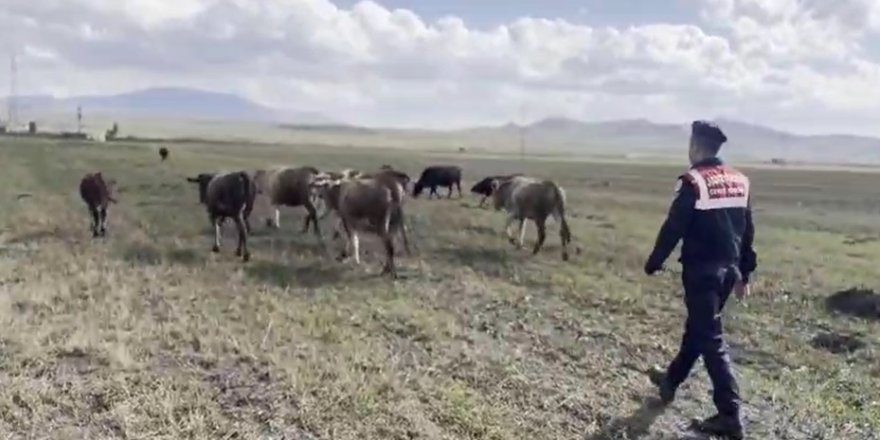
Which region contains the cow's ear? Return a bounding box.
[186,177,199,183]
[490,179,500,191]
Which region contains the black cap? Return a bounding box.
[691,120,727,145]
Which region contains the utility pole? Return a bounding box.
[518,102,526,161]
[8,54,18,129]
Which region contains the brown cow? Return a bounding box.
[311,174,408,277]
[492,176,572,260]
[253,166,323,236]
[471,173,524,208]
[187,171,256,262]
[79,172,117,237]
[316,167,413,254]
[159,146,169,161]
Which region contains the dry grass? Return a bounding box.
[0,137,878,440]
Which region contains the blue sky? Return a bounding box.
[3,0,880,136]
[332,0,698,28]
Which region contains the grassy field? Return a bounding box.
[0,137,878,440]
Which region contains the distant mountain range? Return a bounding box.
[2,87,334,125]
[2,87,879,163]
[449,117,880,163]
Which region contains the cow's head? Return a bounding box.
[186,173,215,204]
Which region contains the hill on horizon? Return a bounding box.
[1,87,335,126]
[2,87,879,164]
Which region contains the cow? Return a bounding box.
[159,146,169,162]
[471,174,524,208]
[186,171,256,262]
[316,167,414,254]
[253,166,323,236]
[412,165,462,199]
[491,176,572,260]
[79,172,117,237]
[310,174,409,277]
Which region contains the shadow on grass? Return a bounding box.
[120,243,206,267]
[432,245,513,275]
[586,397,667,440]
[166,248,203,266]
[826,288,880,321]
[5,227,66,245]
[122,243,163,265]
[245,260,349,289]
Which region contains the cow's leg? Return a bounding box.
[553,210,572,261]
[301,213,311,233]
[211,214,221,253]
[479,196,487,208]
[380,232,397,278]
[457,180,463,198]
[243,203,253,234]
[234,213,250,262]
[398,213,413,256]
[430,186,438,199]
[332,217,342,241]
[305,202,322,238]
[517,219,527,249]
[337,219,353,261]
[351,231,361,265]
[89,206,100,237]
[447,184,453,199]
[268,206,280,229]
[532,218,547,255]
[504,215,518,245]
[99,206,108,236]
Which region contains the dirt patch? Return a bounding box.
[811,332,866,355]
[51,347,110,376]
[843,235,880,246]
[826,288,880,320]
[199,356,305,430]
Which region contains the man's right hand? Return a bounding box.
[734,281,750,299]
[644,261,663,275]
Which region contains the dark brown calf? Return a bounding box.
[79,172,117,237]
[187,171,256,262]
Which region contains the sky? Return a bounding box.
[2,0,880,136]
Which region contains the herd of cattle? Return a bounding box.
[78,149,572,277]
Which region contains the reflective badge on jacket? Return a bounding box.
[686,166,750,210]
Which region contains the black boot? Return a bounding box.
[692,413,744,440]
[647,367,676,404]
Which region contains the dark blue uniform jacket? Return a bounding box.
[646,157,757,282]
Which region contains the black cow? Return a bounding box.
[186,171,256,262]
[79,172,117,237]
[412,165,462,199]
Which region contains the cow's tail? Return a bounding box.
[550,182,571,245]
[238,172,254,215]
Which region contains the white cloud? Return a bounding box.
[1,0,880,135]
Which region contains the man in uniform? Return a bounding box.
[644,120,757,440]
